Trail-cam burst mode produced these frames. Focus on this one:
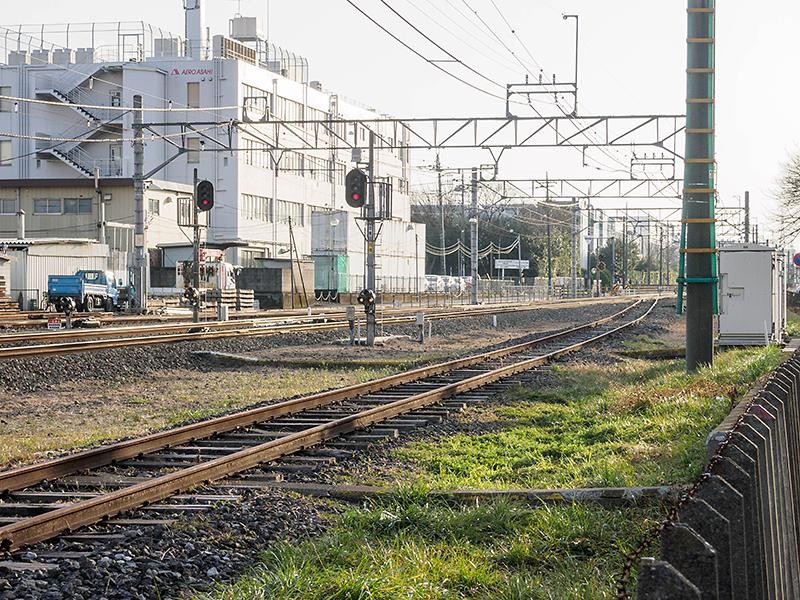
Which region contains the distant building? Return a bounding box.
[0,2,423,306]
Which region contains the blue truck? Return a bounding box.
[47,270,129,313]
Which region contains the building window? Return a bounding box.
[148,197,160,215]
[109,89,122,107]
[0,140,11,166]
[178,196,192,225]
[277,96,303,122]
[187,82,200,109]
[241,193,271,222]
[243,84,271,121]
[0,199,14,214]
[243,138,269,169]
[0,87,11,113]
[64,198,92,214]
[187,137,200,163]
[33,199,61,214]
[276,199,304,226]
[240,250,264,268]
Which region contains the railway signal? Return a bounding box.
[345,169,367,208]
[196,180,214,211]
[357,288,376,314]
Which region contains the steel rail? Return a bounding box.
[0,295,649,348]
[0,300,643,494]
[0,299,652,551]
[0,298,638,359]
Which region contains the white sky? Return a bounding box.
[2,0,799,243]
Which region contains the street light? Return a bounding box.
[406,224,420,306]
[331,217,339,300]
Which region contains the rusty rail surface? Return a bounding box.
[0,299,654,551]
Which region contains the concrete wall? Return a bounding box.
[636,350,800,598]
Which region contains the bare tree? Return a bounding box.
[772,151,800,244]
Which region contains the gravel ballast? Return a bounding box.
[0,299,683,599]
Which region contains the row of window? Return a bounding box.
[241,137,344,183]
[0,197,93,215]
[240,195,306,226]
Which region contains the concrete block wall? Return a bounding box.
[636,351,800,599]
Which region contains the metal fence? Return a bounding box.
[320,275,676,306]
[634,349,800,599]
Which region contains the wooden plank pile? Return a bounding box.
[0,276,20,312]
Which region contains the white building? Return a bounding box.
[0,2,424,306]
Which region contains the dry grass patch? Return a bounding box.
[0,365,395,468]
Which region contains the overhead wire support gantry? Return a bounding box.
[236,113,685,155]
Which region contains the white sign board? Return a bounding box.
[47,318,62,330]
[495,259,529,270]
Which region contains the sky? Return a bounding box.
[2,0,799,244]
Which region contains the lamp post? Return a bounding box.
[406,224,420,306]
[330,217,339,301]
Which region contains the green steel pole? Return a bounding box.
[683,0,715,371]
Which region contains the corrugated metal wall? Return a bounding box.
[7,243,113,310]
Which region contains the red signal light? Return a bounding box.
[345,169,367,208]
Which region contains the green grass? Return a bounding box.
[786,311,800,337]
[192,346,783,600]
[196,497,660,600]
[384,346,783,490]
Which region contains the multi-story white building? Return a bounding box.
[0,1,424,306]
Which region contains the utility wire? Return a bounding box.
[376,0,509,92]
[345,0,531,106]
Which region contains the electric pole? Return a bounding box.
[682,0,716,372]
[192,169,200,323]
[571,203,578,298]
[744,190,750,243]
[436,154,445,276]
[132,95,147,313]
[471,167,478,305]
[366,132,377,346]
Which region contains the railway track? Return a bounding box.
[0,296,645,359]
[0,298,656,554]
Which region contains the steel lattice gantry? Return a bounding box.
[237,113,685,153]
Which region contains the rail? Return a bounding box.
[0,299,654,551]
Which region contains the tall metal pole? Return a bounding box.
[744,190,750,243]
[470,167,478,305]
[460,172,465,277]
[437,154,446,276]
[366,132,376,346]
[659,225,664,287]
[623,208,628,286]
[562,14,579,117]
[546,175,552,290]
[571,203,577,298]
[611,236,616,287]
[683,0,715,371]
[192,168,200,323]
[132,95,147,313]
[415,233,420,306]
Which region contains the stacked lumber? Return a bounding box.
[204,289,254,310]
[0,276,20,312]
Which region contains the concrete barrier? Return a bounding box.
[636,351,800,599]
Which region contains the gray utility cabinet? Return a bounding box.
[717,243,786,346]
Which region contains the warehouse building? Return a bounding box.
[0,0,423,308]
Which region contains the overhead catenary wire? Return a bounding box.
[344,0,543,107]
